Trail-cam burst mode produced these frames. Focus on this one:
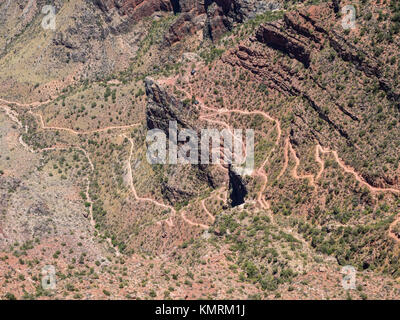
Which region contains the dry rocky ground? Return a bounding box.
[1,0,400,300]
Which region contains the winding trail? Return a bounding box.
[315,144,400,194]
[184,81,400,242]
[0,97,53,108]
[201,199,216,223]
[123,134,211,230]
[314,144,400,242]
[200,105,282,144]
[198,103,281,211]
[3,97,214,233]
[276,138,289,181]
[277,139,400,195]
[180,211,210,229]
[1,105,23,127]
[0,103,125,254]
[32,111,140,135]
[3,71,400,245]
[288,140,316,187]
[38,144,120,255]
[123,134,176,227]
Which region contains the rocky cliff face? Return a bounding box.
[228,166,247,207]
[145,77,227,204]
[255,22,311,68]
[204,0,281,40]
[92,0,172,18]
[93,0,281,42]
[145,77,197,131]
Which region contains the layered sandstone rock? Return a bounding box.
[92,0,172,18]
[255,22,311,68]
[93,0,282,42]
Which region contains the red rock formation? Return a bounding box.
[255,22,311,68]
[205,1,232,40]
[94,0,278,42]
[94,0,172,19]
[164,12,205,45]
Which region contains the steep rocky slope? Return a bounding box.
[1,0,400,300]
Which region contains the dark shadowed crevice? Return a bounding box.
[228,166,247,207]
[170,0,181,13]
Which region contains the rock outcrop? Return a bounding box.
[204,0,281,40]
[228,166,248,207]
[164,11,207,45]
[92,0,173,18]
[255,22,311,68]
[145,77,227,205]
[94,0,282,43]
[145,77,197,132]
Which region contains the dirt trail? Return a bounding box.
[199,114,248,159]
[201,105,281,145]
[202,98,399,193]
[123,134,213,230]
[1,94,141,136]
[0,105,23,127]
[288,141,316,187]
[278,140,400,195]
[315,144,400,194]
[18,135,35,153]
[3,74,400,245]
[0,97,53,108]
[201,199,216,223]
[180,83,280,212]
[4,92,213,233]
[198,103,281,211]
[217,189,228,202]
[256,152,272,210]
[33,112,140,135]
[277,138,289,181]
[1,103,122,254]
[180,211,210,229]
[1,88,145,253]
[123,134,176,227]
[314,144,400,242]
[183,79,400,242]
